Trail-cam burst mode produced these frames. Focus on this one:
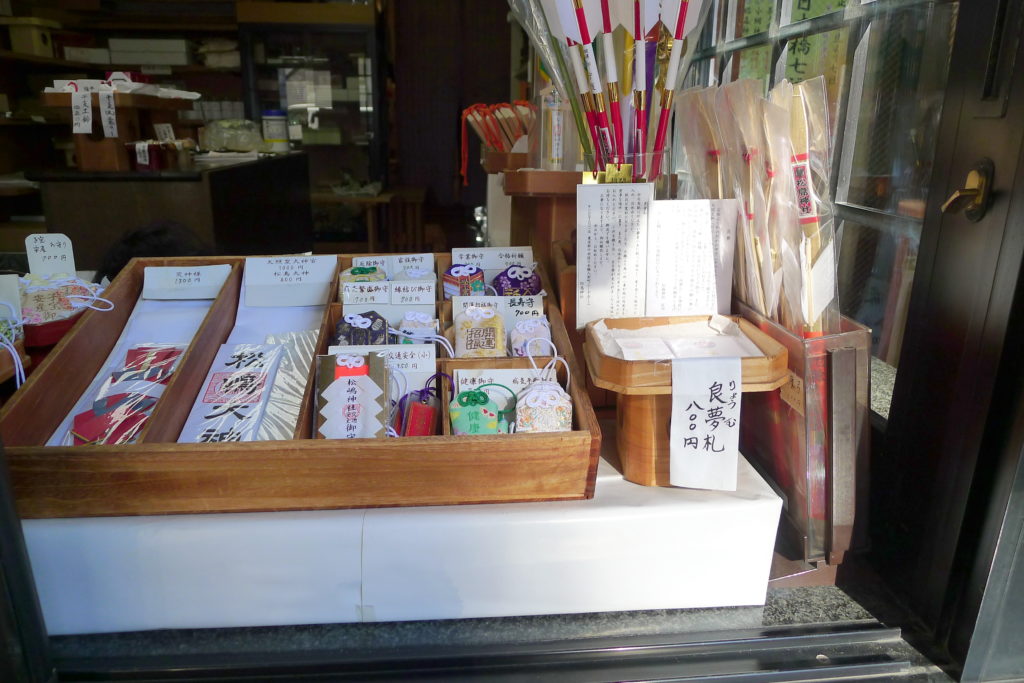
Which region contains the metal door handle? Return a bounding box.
[941,159,994,222]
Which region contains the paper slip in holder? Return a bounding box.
[583,315,788,487]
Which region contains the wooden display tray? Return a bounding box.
[584,316,789,394]
[1,254,600,519]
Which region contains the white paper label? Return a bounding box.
[669,356,741,491]
[135,142,149,166]
[576,183,652,328]
[646,200,718,316]
[342,280,436,307]
[452,295,544,321]
[71,90,92,134]
[328,344,436,375]
[454,368,552,413]
[25,233,76,276]
[577,189,737,328]
[352,253,435,277]
[143,264,231,300]
[326,344,436,395]
[154,123,175,142]
[0,274,22,323]
[98,91,117,138]
[341,282,389,306]
[451,247,533,281]
[244,255,336,307]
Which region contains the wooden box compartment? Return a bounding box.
[2,254,599,519]
[553,240,614,409]
[582,315,789,487]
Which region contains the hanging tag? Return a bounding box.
[135,142,150,167]
[98,91,118,138]
[25,233,76,276]
[153,123,175,142]
[71,90,92,134]
[669,357,741,491]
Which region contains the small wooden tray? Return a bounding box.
[584,316,789,395]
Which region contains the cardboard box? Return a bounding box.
[0,17,61,58]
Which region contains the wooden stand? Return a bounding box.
[584,316,788,487]
[503,169,580,281]
[41,92,192,172]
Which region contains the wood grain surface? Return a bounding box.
[5,253,601,518]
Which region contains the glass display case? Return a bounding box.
[239,21,386,194]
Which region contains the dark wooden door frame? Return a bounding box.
[875,0,1024,662]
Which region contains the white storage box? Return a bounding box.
[63,46,110,63]
[108,37,189,52]
[109,50,190,66]
[24,454,781,635]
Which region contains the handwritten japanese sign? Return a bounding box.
[153,123,175,142]
[71,91,92,134]
[244,255,336,307]
[352,253,434,277]
[452,246,534,281]
[99,91,117,138]
[25,233,76,276]
[454,368,549,414]
[451,294,544,321]
[341,280,436,307]
[143,264,231,300]
[670,356,741,491]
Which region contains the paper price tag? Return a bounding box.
[25,233,76,276]
[342,282,390,306]
[143,264,231,300]
[328,344,436,375]
[0,274,22,323]
[71,90,92,134]
[454,368,550,413]
[154,123,175,142]
[669,357,741,491]
[452,295,544,321]
[99,91,118,138]
[390,280,435,305]
[451,247,533,272]
[326,344,436,394]
[244,255,336,307]
[352,253,435,277]
[135,142,149,166]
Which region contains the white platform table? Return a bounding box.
[23,452,781,636]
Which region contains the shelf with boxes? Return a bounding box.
[0,250,600,519]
